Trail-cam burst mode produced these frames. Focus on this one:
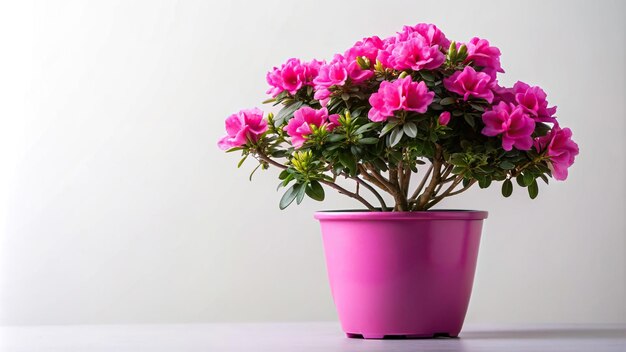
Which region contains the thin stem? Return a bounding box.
[353,175,388,211]
[414,146,443,210]
[425,179,476,210]
[409,163,433,201]
[256,153,377,211]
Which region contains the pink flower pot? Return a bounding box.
[314,210,488,339]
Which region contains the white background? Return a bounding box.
[1,0,624,325]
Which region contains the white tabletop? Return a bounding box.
[1,322,624,352]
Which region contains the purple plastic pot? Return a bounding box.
[314,210,488,339]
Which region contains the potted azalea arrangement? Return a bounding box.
[218,23,579,339]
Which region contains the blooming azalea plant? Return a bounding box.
[218,23,579,211]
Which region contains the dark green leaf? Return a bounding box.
[358,137,379,144]
[523,173,534,187]
[499,161,515,170]
[327,134,346,143]
[440,97,456,106]
[278,169,290,180]
[403,122,418,138]
[274,101,304,126]
[279,184,298,210]
[528,180,539,199]
[478,177,492,189]
[516,174,526,187]
[502,179,513,197]
[469,103,485,112]
[305,180,325,201]
[463,113,476,128]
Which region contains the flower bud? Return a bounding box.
[356,56,371,70]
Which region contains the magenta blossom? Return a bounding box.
[378,35,445,71]
[464,37,504,78]
[396,23,451,49]
[513,81,557,122]
[266,58,322,97]
[368,77,435,122]
[444,66,495,103]
[534,127,579,180]
[217,108,268,150]
[313,55,373,105]
[284,107,339,148]
[481,102,535,151]
[345,36,385,63]
[439,111,451,126]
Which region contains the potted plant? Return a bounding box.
[217,23,579,339]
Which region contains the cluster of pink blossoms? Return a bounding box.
[368,77,434,122]
[218,23,579,180]
[266,58,323,97]
[284,107,339,149]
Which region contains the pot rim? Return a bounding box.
[314,209,488,221]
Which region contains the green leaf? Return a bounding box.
[419,71,436,82]
[262,98,276,104]
[358,137,379,144]
[523,173,534,187]
[296,183,307,204]
[388,127,404,147]
[502,179,513,197]
[327,134,346,143]
[249,163,261,181]
[403,122,418,138]
[528,179,539,199]
[237,154,248,168]
[539,174,550,185]
[463,113,476,128]
[516,174,526,187]
[469,103,485,112]
[279,184,298,210]
[225,147,245,153]
[338,152,357,175]
[440,97,456,106]
[355,122,376,135]
[305,180,325,201]
[274,101,304,126]
[449,153,467,166]
[478,177,492,189]
[278,169,290,180]
[499,161,515,170]
[379,121,399,137]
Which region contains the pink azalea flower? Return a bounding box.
[368,77,435,122]
[492,82,515,104]
[379,35,445,71]
[481,102,535,151]
[266,58,322,97]
[284,107,339,148]
[217,108,268,150]
[313,55,373,105]
[439,111,451,126]
[396,23,451,49]
[513,81,557,122]
[444,66,495,103]
[534,127,579,180]
[345,36,385,63]
[464,37,504,78]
